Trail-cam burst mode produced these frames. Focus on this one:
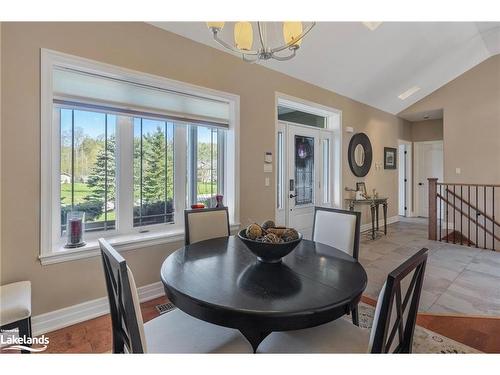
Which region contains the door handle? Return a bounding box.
[289,193,297,198]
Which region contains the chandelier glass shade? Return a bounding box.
[206,21,315,62]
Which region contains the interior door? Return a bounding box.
[416,141,443,217]
[398,143,408,216]
[286,125,332,239]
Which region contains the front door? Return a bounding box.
[286,124,332,239]
[415,141,443,217]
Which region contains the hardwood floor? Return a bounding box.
[39,297,165,354]
[3,295,491,354]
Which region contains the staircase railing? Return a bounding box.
[428,178,499,251]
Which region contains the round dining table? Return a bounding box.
[161,235,367,352]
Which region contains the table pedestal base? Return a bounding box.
[239,328,272,353]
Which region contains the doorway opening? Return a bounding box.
[275,93,341,239]
[414,140,444,217]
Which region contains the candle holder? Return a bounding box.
[215,194,224,208]
[64,211,86,248]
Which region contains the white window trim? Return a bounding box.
[40,49,240,264]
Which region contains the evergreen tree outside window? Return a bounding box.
[133,118,175,227]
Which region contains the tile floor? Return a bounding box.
[359,217,500,317]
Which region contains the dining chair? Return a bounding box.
[184,207,230,245]
[98,238,252,353]
[312,206,361,324]
[257,248,428,354]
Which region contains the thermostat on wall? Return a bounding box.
[345,126,354,133]
[264,152,273,163]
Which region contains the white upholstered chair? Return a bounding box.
[312,207,361,324]
[99,238,251,353]
[184,207,230,245]
[258,248,428,354]
[312,207,361,258]
[0,281,32,353]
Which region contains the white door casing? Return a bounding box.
[274,93,342,237]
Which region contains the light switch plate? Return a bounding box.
[265,177,270,186]
[264,164,272,173]
[456,167,461,174]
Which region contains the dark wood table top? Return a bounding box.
[161,235,367,351]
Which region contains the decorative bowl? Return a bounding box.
[237,229,303,263]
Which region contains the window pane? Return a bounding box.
[133,118,175,227]
[189,126,224,207]
[60,109,116,234]
[322,139,330,204]
[277,131,284,209]
[278,106,326,128]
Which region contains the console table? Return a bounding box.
[345,198,388,240]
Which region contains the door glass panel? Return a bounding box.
[294,135,314,205]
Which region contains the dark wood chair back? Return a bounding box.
[184,206,230,245]
[369,248,428,353]
[99,238,145,353]
[312,207,361,259]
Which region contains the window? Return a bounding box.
[41,49,239,262]
[59,108,116,233]
[278,106,326,128]
[133,118,175,227]
[188,125,225,207]
[276,131,284,209]
[322,139,330,204]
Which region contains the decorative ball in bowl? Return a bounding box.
[238,221,303,263]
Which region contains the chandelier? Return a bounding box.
[206,22,316,62]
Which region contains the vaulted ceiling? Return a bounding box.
[151,22,500,115]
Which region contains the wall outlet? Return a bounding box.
[455,167,461,174]
[265,177,270,187]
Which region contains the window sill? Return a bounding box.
[39,223,241,265]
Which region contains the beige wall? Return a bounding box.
[1,22,408,315]
[0,22,2,276]
[400,55,500,184]
[410,119,443,142]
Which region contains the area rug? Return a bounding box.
[347,303,481,353]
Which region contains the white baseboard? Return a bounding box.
[31,282,165,336]
[360,215,399,232]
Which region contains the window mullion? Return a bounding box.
[174,124,187,226]
[116,115,134,234]
[217,130,225,196]
[188,126,197,205]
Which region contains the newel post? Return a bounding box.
[428,178,438,240]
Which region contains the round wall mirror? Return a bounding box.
[348,133,372,177]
